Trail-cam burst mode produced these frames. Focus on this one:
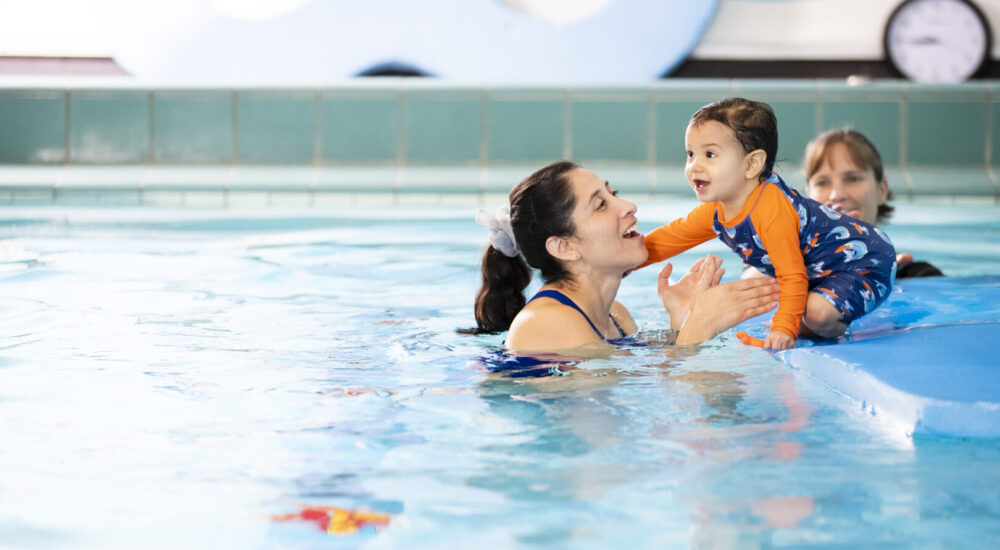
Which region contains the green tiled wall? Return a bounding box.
[488,99,564,162]
[572,98,647,162]
[154,92,233,163]
[0,80,997,197]
[993,100,1000,165]
[0,91,66,163]
[404,91,482,164]
[237,92,315,164]
[322,96,398,163]
[70,91,150,163]
[908,101,988,165]
[822,101,901,165]
[655,100,707,164]
[769,101,817,166]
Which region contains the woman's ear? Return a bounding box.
[877,178,890,204]
[545,236,580,262]
[745,149,767,180]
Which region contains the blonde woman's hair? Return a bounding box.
[804,127,894,223]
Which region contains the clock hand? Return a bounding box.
[901,35,974,56]
[902,36,939,46]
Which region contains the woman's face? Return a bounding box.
[564,168,647,272]
[805,142,888,224]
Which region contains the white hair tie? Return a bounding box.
[475,205,520,258]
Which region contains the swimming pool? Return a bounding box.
[0,198,998,548]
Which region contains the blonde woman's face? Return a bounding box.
[805,143,888,225]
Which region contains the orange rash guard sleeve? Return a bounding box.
[751,189,808,339]
[634,202,718,271]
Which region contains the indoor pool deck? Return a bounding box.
[0,78,999,203]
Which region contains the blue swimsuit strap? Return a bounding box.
[528,289,625,339]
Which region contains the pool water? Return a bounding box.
[0,199,998,548]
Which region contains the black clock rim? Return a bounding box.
[882,0,993,81]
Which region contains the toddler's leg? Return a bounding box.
[802,293,846,339]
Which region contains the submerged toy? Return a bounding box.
[272,505,391,535]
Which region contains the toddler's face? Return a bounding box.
[684,120,756,209]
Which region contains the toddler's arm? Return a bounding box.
[747,194,810,348]
[632,203,717,272]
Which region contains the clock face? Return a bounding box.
[885,0,991,83]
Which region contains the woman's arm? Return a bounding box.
[632,203,718,272]
[509,256,778,351]
[656,255,724,331]
[676,279,779,345]
[752,192,809,345]
[657,256,780,345]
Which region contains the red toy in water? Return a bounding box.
[272,505,391,535]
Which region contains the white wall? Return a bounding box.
[0,0,109,56]
[4,0,999,64]
[692,0,1000,61]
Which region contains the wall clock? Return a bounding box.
[885,0,992,83]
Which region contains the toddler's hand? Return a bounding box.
[736,330,795,349]
[763,330,795,350]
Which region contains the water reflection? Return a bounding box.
[471,342,817,545]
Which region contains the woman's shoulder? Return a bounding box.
[897,260,944,278]
[506,296,601,351]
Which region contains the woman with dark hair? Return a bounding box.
[473,161,781,351]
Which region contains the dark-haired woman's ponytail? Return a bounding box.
[464,160,578,335]
[474,246,532,333]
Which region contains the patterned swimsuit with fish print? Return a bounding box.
[639,173,896,339]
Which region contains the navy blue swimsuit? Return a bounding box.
[485,290,631,378]
[528,289,626,340]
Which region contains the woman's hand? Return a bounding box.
[657,255,725,331]
[675,275,780,345]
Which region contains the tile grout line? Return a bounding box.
[141,88,154,197]
[479,87,489,199]
[226,89,238,205]
[311,88,321,204]
[563,87,573,161]
[646,87,656,194]
[899,90,913,199]
[985,90,1000,201]
[393,83,406,200]
[58,87,70,200]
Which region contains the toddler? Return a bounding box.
[635,98,896,349]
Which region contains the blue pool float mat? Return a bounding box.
[739,276,1000,438]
